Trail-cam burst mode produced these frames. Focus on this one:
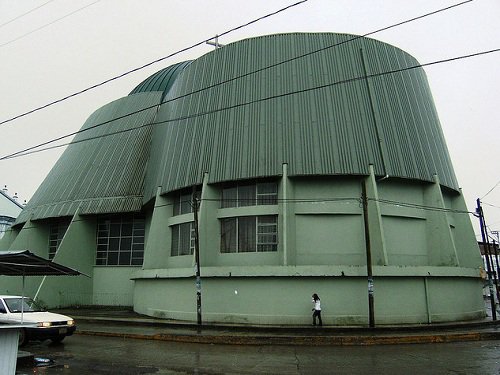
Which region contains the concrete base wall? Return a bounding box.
[133,275,485,326]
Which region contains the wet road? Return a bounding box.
[16,335,500,374]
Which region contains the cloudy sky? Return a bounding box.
[0,0,499,239]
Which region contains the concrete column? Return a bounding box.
[198,172,219,267]
[424,175,459,266]
[39,211,95,306]
[143,186,173,269]
[365,165,388,266]
[280,163,296,266]
[449,189,482,268]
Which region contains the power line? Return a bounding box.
[481,179,500,200]
[156,196,475,215]
[1,104,162,160]
[483,202,500,210]
[2,46,497,161]
[0,0,475,159]
[0,0,309,127]
[0,0,56,29]
[370,198,474,214]
[0,1,100,48]
[146,0,475,122]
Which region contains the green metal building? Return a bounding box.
[0,33,484,325]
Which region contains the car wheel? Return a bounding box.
[50,335,65,344]
[18,328,28,346]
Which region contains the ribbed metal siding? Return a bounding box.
[18,33,460,222]
[16,92,162,224]
[144,33,457,201]
[129,61,192,101]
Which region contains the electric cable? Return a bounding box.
[481,180,500,200]
[0,0,56,30]
[156,196,476,215]
[370,197,475,214]
[0,1,101,48]
[482,202,500,210]
[0,0,476,158]
[1,46,497,161]
[0,0,309,126]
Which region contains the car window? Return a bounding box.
[0,302,6,314]
[4,298,43,313]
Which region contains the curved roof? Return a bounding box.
[16,92,162,223]
[129,61,192,100]
[144,33,458,200]
[17,33,459,224]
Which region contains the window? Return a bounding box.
[173,190,200,216]
[221,215,278,253]
[0,215,15,239]
[96,215,145,266]
[48,218,71,260]
[171,222,195,256]
[221,182,277,208]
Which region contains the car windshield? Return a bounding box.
[4,297,44,313]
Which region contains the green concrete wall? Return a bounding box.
[0,220,50,298]
[37,214,95,306]
[131,170,484,325]
[93,267,136,306]
[134,275,484,325]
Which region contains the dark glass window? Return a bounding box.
[173,189,201,216]
[221,182,277,208]
[220,215,278,253]
[48,218,71,260]
[96,215,145,266]
[0,216,16,240]
[171,222,195,256]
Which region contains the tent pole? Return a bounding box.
[21,273,25,324]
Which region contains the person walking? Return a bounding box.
[312,293,322,326]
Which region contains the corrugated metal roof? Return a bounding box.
[18,33,461,223]
[129,61,192,101]
[16,92,162,224]
[143,33,458,201]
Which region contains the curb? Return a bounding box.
[71,314,500,333]
[74,327,500,346]
[63,309,500,346]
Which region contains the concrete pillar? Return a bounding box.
[365,165,388,266]
[425,175,459,266]
[280,163,296,266]
[143,186,173,269]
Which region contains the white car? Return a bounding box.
[0,295,76,346]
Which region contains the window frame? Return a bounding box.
[221,181,278,208]
[48,218,71,260]
[220,215,278,253]
[95,214,145,266]
[171,221,196,256]
[173,189,201,216]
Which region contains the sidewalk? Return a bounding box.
[55,302,500,346]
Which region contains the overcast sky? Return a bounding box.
[0,0,499,239]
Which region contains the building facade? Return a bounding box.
[0,33,484,325]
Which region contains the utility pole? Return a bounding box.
[362,181,375,328]
[192,189,202,327]
[493,239,500,306]
[477,199,497,320]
